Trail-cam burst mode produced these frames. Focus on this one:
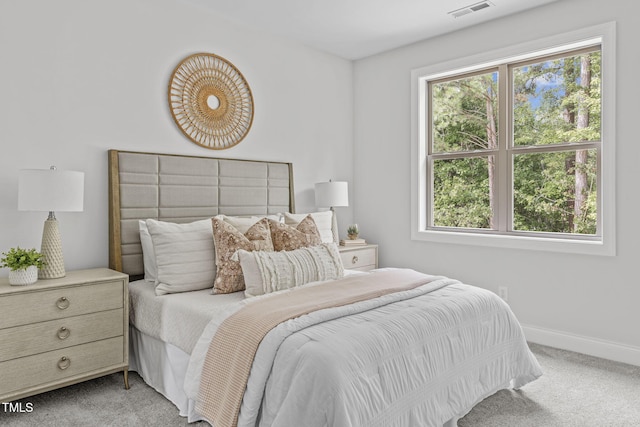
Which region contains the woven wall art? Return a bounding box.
[168,53,254,150]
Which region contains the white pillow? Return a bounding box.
[237,242,344,297]
[138,220,157,282]
[146,218,216,295]
[283,211,336,243]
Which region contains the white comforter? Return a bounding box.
[185,269,542,426]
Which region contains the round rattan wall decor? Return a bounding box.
[168,53,254,150]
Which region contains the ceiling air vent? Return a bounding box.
[448,1,494,19]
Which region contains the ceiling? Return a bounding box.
[188,0,558,60]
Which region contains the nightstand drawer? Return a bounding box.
[0,280,123,330]
[0,309,124,362]
[0,336,124,397]
[339,246,377,271]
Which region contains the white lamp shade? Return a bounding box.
[19,169,84,212]
[315,181,349,208]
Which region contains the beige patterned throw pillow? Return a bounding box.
[269,215,322,251]
[212,217,274,294]
[283,211,336,243]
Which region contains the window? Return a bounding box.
[411,23,616,255]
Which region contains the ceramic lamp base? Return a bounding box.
[39,218,66,279]
[330,207,340,244]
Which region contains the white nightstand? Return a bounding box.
[339,244,378,271]
[0,268,129,402]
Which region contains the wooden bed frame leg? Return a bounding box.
[124,369,130,390]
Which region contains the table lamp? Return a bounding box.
[315,180,349,243]
[18,166,84,279]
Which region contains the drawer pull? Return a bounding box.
[352,255,359,264]
[57,356,71,370]
[56,297,70,310]
[57,326,70,340]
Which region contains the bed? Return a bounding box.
[108,149,542,427]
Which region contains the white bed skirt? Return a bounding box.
[129,326,205,423]
[129,325,462,426]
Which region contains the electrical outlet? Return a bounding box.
[498,286,508,302]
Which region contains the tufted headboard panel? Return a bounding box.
[108,150,294,278]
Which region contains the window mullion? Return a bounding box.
[510,141,601,154]
[430,150,498,160]
[496,64,509,232]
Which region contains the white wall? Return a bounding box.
[354,0,640,364]
[0,0,354,274]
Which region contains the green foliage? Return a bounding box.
[431,51,601,234]
[0,247,45,271]
[347,224,359,236]
[432,72,498,153]
[433,158,491,228]
[512,151,597,234]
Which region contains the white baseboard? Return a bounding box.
[522,324,640,367]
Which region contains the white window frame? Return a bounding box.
[410,22,616,256]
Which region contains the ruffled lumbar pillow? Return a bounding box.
[269,215,322,251]
[211,216,274,294]
[238,243,345,297]
[145,218,216,295]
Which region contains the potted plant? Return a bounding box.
[1,247,45,286]
[347,224,359,240]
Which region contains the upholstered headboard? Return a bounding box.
[108,150,295,278]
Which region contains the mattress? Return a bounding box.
[128,279,244,354]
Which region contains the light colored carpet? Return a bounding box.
[458,343,640,427]
[1,343,638,426]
